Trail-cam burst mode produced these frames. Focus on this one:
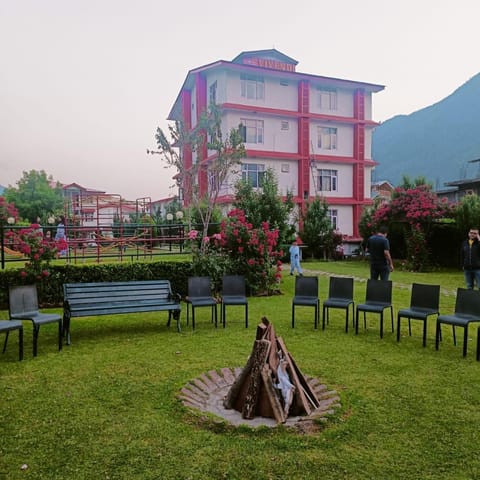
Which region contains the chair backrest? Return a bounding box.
[188,276,212,298]
[222,275,246,297]
[9,285,39,316]
[410,283,440,310]
[328,277,353,300]
[365,279,392,304]
[295,276,318,297]
[454,288,480,316]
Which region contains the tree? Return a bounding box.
[454,193,480,236]
[233,168,295,249]
[4,170,63,223]
[154,104,246,248]
[300,197,335,259]
[366,183,453,271]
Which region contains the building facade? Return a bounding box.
[168,49,384,239]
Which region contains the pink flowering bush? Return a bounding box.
[359,185,453,271]
[0,196,17,223]
[7,224,57,282]
[189,208,283,295]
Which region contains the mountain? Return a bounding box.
[372,72,480,189]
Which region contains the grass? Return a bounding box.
[1,260,479,479]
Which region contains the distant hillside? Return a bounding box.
[372,72,480,189]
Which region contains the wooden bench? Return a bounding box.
[63,280,181,344]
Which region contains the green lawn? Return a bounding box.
[1,260,479,480]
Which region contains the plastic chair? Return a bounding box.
[1,320,24,361]
[397,283,440,347]
[435,288,480,357]
[220,275,248,328]
[322,277,355,332]
[355,279,393,338]
[186,276,218,329]
[292,276,319,328]
[9,285,62,357]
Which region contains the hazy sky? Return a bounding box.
[1,0,479,200]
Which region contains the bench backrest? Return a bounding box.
[63,280,179,317]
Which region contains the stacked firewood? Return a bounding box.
[224,317,320,423]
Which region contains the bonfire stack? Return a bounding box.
[223,317,320,423]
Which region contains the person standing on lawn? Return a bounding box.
[289,239,303,276]
[461,227,480,289]
[366,225,394,281]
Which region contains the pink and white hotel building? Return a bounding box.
[168,49,384,240]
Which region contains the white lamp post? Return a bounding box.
[175,211,184,221]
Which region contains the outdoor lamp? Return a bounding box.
[7,217,15,225]
[47,216,55,225]
[175,211,184,220]
[166,213,173,222]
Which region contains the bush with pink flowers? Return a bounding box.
[190,209,283,295]
[7,224,57,282]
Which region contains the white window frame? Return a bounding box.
[317,169,338,192]
[318,88,337,110]
[240,118,264,144]
[241,74,265,100]
[328,209,338,230]
[242,163,265,188]
[317,126,337,150]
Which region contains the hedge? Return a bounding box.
[0,261,194,309]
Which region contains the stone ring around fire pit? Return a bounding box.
[178,367,342,432]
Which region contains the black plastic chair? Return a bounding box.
[435,288,480,357]
[1,320,24,361]
[220,275,248,328]
[322,277,355,332]
[9,285,62,357]
[397,283,440,347]
[186,276,218,329]
[355,279,393,338]
[292,276,319,328]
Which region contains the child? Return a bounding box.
[289,240,303,276]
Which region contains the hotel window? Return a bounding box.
[318,88,337,110]
[240,118,264,144]
[209,81,217,104]
[317,169,338,192]
[242,163,265,188]
[328,209,338,230]
[317,127,337,150]
[241,74,264,100]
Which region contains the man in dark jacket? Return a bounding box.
[366,225,394,281]
[461,228,480,289]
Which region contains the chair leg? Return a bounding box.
[33,325,39,357]
[380,313,384,339]
[19,327,23,361]
[2,331,9,353]
[292,304,295,328]
[396,315,401,342]
[345,308,349,334]
[245,304,248,328]
[435,321,441,350]
[390,307,394,333]
[222,303,226,328]
[477,327,480,361]
[322,306,327,330]
[192,307,195,330]
[213,304,218,328]
[355,309,359,335]
[408,319,412,336]
[463,326,469,357]
[422,320,427,347]
[314,304,318,329]
[452,325,456,346]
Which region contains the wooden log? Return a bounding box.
[260,365,286,424]
[242,339,271,419]
[223,355,255,409]
[287,351,320,409]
